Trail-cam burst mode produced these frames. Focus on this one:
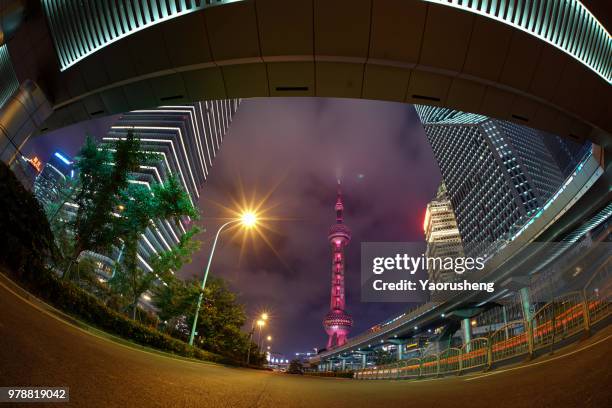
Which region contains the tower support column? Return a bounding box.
[389,339,407,361]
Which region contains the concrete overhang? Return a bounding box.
[4,0,610,147]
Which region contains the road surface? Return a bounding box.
[1,276,610,407]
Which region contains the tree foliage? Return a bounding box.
[2,135,258,365]
[109,174,200,319]
[0,161,56,279]
[70,132,155,265]
[153,275,256,362]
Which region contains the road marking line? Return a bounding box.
[464,334,612,381]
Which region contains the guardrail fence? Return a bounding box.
[354,264,611,380]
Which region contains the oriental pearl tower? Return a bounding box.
[323,181,353,349]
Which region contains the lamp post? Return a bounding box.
[257,319,266,350]
[189,212,258,346]
[261,334,272,351]
[246,313,268,365]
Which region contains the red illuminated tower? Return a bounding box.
[323,181,353,349]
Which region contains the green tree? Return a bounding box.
[153,275,256,362]
[152,276,197,325]
[67,132,153,278]
[110,177,199,319]
[33,169,79,274]
[0,161,56,279]
[188,276,250,359]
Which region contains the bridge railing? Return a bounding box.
[531,291,586,351]
[461,337,489,370]
[489,321,529,364]
[584,258,612,326]
[353,278,611,380]
[398,358,421,379]
[439,348,461,374]
[420,354,439,377]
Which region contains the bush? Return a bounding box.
[0,161,56,280]
[305,371,355,378]
[21,269,229,363]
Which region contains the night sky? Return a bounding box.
[26,97,441,356]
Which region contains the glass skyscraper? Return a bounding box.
[103,100,240,272]
[423,183,464,294]
[416,106,575,257]
[34,151,75,212]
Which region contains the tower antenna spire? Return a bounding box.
[335,179,344,223]
[323,183,353,349]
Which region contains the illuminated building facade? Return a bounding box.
[423,183,464,302]
[33,151,75,211]
[323,182,353,349]
[10,154,43,190]
[103,100,239,272]
[416,105,568,256]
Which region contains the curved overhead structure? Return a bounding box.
[42,0,612,83]
[41,0,241,71]
[0,80,52,164]
[0,45,19,107]
[5,0,612,145]
[423,0,611,84]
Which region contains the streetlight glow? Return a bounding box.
[257,319,265,327]
[266,335,272,341]
[241,211,257,228]
[261,312,269,321]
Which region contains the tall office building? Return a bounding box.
[541,135,589,178]
[34,151,75,212]
[416,106,567,256]
[10,154,43,190]
[423,183,464,295]
[103,100,240,271]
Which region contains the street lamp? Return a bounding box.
[257,319,266,349]
[246,313,269,365]
[188,211,258,346]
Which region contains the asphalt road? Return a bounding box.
[1,278,611,408]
